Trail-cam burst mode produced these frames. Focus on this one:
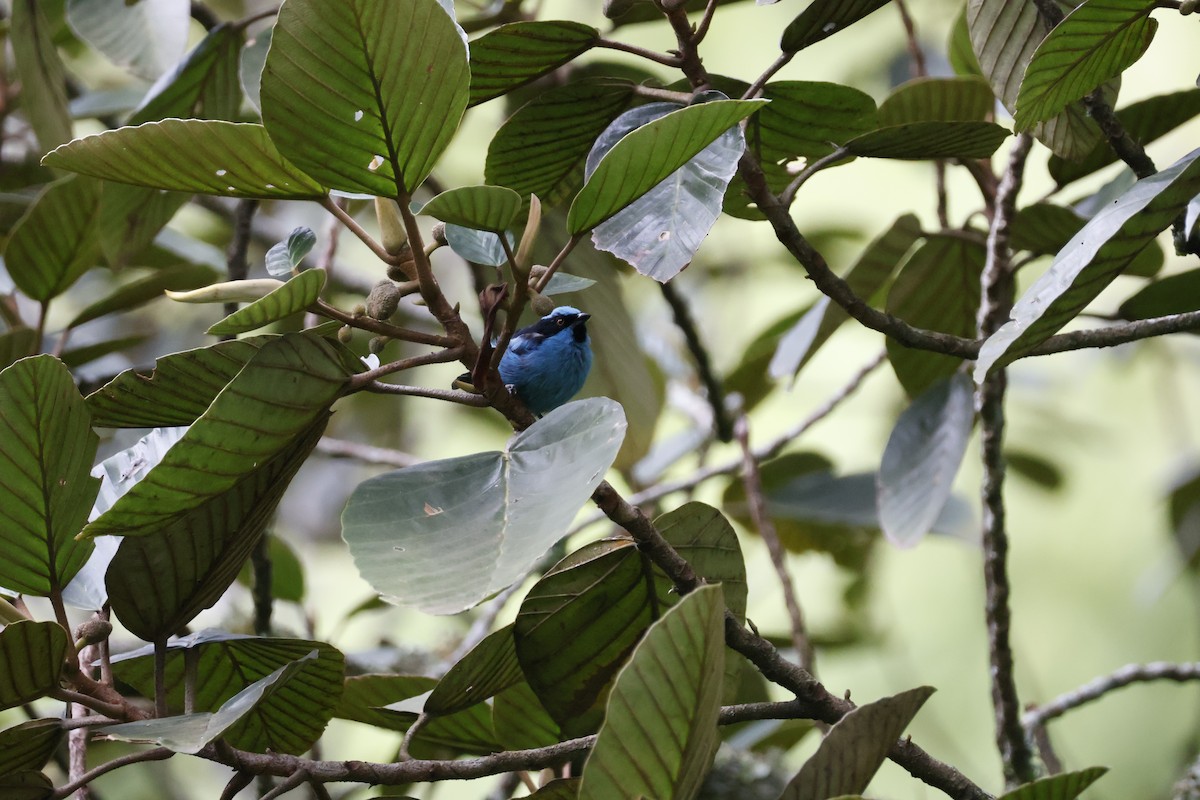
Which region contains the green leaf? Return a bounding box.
[110,632,344,754]
[579,584,725,800]
[0,329,38,370]
[342,397,626,615]
[443,225,514,267]
[1119,268,1200,321]
[543,273,597,296]
[83,333,351,538]
[877,374,975,548]
[0,621,68,711]
[781,0,893,53]
[887,234,984,396]
[102,654,319,754]
[426,625,522,715]
[468,21,600,106]
[528,779,580,798]
[845,121,1010,160]
[779,687,934,799]
[265,226,318,278]
[129,23,244,125]
[106,416,328,640]
[486,82,635,205]
[0,719,64,774]
[967,0,1107,159]
[567,100,765,234]
[236,535,306,604]
[68,265,218,329]
[1014,0,1155,129]
[878,76,995,124]
[334,674,433,732]
[85,337,272,428]
[0,356,99,596]
[60,336,150,369]
[1010,202,1087,254]
[10,0,72,153]
[515,539,662,737]
[493,680,561,750]
[976,148,1200,378]
[587,93,747,282]
[770,214,922,382]
[754,81,878,160]
[0,770,53,800]
[4,176,103,302]
[260,0,469,196]
[208,269,327,336]
[419,186,523,232]
[42,121,325,199]
[97,186,190,269]
[1049,88,1200,186]
[948,4,984,77]
[239,26,272,114]
[405,699,499,758]
[998,767,1108,800]
[66,0,189,81]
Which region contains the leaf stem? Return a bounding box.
[594,38,682,67]
[50,747,174,799]
[348,347,465,390]
[320,196,399,266]
[1023,661,1200,731]
[360,382,493,406]
[779,146,850,208]
[310,299,454,347]
[532,233,585,294]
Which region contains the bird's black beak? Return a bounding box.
[573,313,591,326]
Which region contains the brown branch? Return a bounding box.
[734,414,813,673]
[361,382,492,406]
[594,38,682,67]
[661,281,733,441]
[51,747,175,799]
[310,299,454,348]
[1023,662,1200,731]
[1028,310,1200,356]
[348,347,464,390]
[977,133,1036,788]
[531,233,585,294]
[320,196,401,266]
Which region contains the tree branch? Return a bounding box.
[1023,661,1200,731]
[661,280,733,442]
[51,747,175,799]
[977,133,1037,788]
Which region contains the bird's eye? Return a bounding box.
[556,318,565,327]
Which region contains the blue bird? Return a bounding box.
[497,306,593,414]
[457,306,593,414]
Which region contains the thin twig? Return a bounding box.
[977,133,1036,788]
[1028,311,1200,355]
[894,0,950,228]
[259,769,309,800]
[310,299,454,348]
[779,146,851,208]
[50,748,175,799]
[694,0,720,43]
[316,438,421,468]
[1023,662,1200,730]
[661,281,733,442]
[321,196,400,266]
[361,382,492,406]
[630,85,698,104]
[251,535,273,636]
[594,38,682,66]
[532,233,585,294]
[742,52,794,100]
[50,690,125,720]
[734,414,813,673]
[347,347,465,390]
[224,199,258,324]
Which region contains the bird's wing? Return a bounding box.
[506,331,544,356]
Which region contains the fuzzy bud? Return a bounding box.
[369,335,389,354]
[337,324,353,344]
[431,222,448,246]
[366,280,403,320]
[529,291,555,316]
[74,617,113,647]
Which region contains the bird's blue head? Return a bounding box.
[498,306,593,414]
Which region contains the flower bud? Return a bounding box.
[366,280,403,320]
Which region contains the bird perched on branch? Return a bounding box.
[457,306,593,415]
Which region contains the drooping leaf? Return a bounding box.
[105,416,328,640]
[781,0,893,53]
[85,337,272,428]
[4,176,103,302]
[567,100,765,234]
[486,82,635,205]
[334,674,433,732]
[207,269,327,336]
[10,0,72,152]
[66,0,189,81]
[83,333,351,538]
[976,148,1200,378]
[468,21,600,106]
[0,719,64,775]
[778,686,934,799]
[0,356,99,596]
[886,234,984,396]
[260,0,469,196]
[426,625,523,715]
[493,680,562,750]
[265,226,318,278]
[578,584,725,800]
[968,0,1106,159]
[68,265,219,329]
[443,225,515,267]
[1049,88,1200,186]
[770,214,922,382]
[343,397,626,615]
[877,374,975,548]
[111,632,344,754]
[877,76,995,124]
[102,654,318,754]
[1118,268,1200,321]
[419,186,523,232]
[584,94,747,282]
[998,767,1108,800]
[129,22,244,125]
[1014,0,1156,129]
[844,121,1009,160]
[42,121,327,199]
[0,622,68,711]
